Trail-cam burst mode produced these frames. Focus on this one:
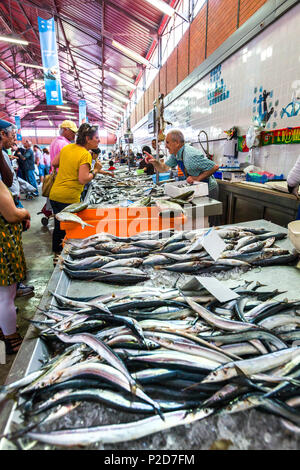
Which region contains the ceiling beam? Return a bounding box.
[101,0,157,35]
[52,0,84,99]
[0,7,44,104]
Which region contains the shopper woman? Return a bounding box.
[49,123,103,264]
[0,179,30,354]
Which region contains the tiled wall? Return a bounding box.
[132,4,300,178]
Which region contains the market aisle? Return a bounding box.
[0,194,53,384]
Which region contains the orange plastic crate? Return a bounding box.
[60,206,187,239]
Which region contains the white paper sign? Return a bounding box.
[181,276,239,303]
[201,228,226,261]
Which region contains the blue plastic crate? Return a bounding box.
[152,172,171,183]
[270,174,284,181]
[214,171,223,179]
[246,173,285,184]
[246,173,268,184]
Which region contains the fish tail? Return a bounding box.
[155,405,165,421]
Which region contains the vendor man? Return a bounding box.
[145,129,219,200]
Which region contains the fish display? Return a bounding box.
[60,225,298,281]
[87,173,164,206]
[1,276,300,449]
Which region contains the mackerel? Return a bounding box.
[26,408,214,446]
[202,347,300,383]
[186,297,260,332]
[51,330,136,391]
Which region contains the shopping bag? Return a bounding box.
[42,172,56,197]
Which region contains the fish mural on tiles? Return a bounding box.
[207,65,229,106]
[280,81,300,119]
[252,87,279,129]
[280,94,300,119]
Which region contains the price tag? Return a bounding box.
[181,276,239,303]
[199,228,226,260]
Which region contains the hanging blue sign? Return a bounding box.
[14,115,22,141]
[38,16,63,106]
[78,100,87,126]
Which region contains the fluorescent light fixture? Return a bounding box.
[0,35,29,46]
[22,105,34,108]
[18,62,44,70]
[112,40,150,66]
[144,0,175,16]
[33,79,44,84]
[107,71,136,89]
[34,83,46,90]
[35,115,48,119]
[0,61,14,73]
[103,100,125,112]
[104,113,120,121]
[28,111,41,114]
[105,119,119,127]
[48,119,54,127]
[105,89,130,104]
[56,105,72,110]
[0,88,13,92]
[104,108,122,118]
[105,124,117,129]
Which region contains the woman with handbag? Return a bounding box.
[0,179,31,354]
[49,123,103,265]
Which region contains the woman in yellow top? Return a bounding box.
[49,123,102,262]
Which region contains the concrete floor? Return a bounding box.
[0,193,54,384]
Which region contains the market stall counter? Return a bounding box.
[218,180,300,227]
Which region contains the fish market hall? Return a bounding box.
[0,0,300,452]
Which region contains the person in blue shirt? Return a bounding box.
[145,129,219,199]
[21,140,39,196]
[145,129,220,226]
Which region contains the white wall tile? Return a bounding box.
[132,5,300,178]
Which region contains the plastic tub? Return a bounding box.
[136,169,145,175]
[164,181,208,199]
[60,207,187,239]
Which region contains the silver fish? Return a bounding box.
[202,347,300,383]
[55,211,93,229]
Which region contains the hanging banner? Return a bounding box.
[78,100,87,126]
[14,115,22,141]
[38,16,63,106]
[238,126,300,152]
[261,126,300,146]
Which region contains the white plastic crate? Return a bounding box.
[164,180,208,199]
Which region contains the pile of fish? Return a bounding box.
[1,280,300,449]
[87,173,164,206]
[60,226,299,284]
